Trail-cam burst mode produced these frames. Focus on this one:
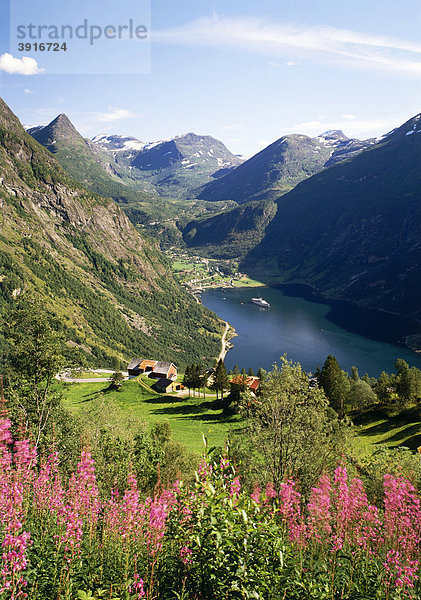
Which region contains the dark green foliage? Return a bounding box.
[376,371,394,403]
[319,355,349,417]
[183,199,278,260]
[232,357,348,496]
[3,297,69,447]
[108,371,124,389]
[211,359,230,400]
[395,359,421,404]
[183,364,204,396]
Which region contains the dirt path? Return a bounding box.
[218,321,231,361]
[56,369,130,383]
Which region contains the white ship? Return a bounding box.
[252,297,270,308]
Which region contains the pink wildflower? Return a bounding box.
[128,572,145,598]
[307,473,332,543]
[229,476,241,499]
[180,546,193,566]
[251,483,261,504]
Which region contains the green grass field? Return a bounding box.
[172,260,199,273]
[70,371,110,379]
[352,404,421,455]
[233,276,265,288]
[61,374,421,460]
[62,377,242,454]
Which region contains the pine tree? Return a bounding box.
[184,365,193,397]
[319,355,348,417]
[213,359,230,401]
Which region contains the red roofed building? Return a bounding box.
[230,375,260,392]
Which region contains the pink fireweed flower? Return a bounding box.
[220,456,230,471]
[277,480,305,545]
[264,482,277,502]
[120,473,142,540]
[384,549,419,590]
[0,420,33,599]
[13,439,37,504]
[251,484,261,504]
[68,450,101,526]
[383,474,421,554]
[197,460,213,480]
[229,476,241,499]
[180,545,193,566]
[33,451,65,516]
[0,418,13,505]
[0,417,13,447]
[332,465,350,550]
[0,529,31,597]
[307,473,332,543]
[128,572,145,599]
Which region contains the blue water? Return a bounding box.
[201,286,421,377]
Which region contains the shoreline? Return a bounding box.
[406,335,421,354]
[218,321,237,362]
[202,281,421,364]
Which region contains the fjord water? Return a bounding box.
[201,286,421,376]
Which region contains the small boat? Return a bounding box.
[252,297,270,308]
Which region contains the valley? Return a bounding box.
[16,99,421,371]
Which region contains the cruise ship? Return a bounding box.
[252,297,270,308]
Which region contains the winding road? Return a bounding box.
[218,321,231,361]
[56,369,130,383]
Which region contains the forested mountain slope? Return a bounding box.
[0,98,223,366]
[244,115,421,320]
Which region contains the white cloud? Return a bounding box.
[286,60,298,66]
[154,16,421,75]
[0,53,45,75]
[24,88,33,94]
[95,108,137,123]
[342,114,357,120]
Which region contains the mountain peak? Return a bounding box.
[92,133,146,152]
[28,113,83,153]
[378,113,421,144]
[317,130,349,142]
[49,113,79,134]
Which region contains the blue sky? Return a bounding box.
[1,0,421,155]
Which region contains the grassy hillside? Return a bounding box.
[62,377,242,454]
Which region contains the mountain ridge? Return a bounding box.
[242,113,421,321]
[196,130,375,205]
[0,97,223,366]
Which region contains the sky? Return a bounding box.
[1,0,421,155]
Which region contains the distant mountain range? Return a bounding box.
[196,130,375,204]
[187,114,421,321]
[11,103,421,334]
[1,98,223,366]
[28,118,243,200]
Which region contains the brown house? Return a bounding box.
[151,361,177,380]
[230,375,260,392]
[153,378,185,393]
[127,358,177,380]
